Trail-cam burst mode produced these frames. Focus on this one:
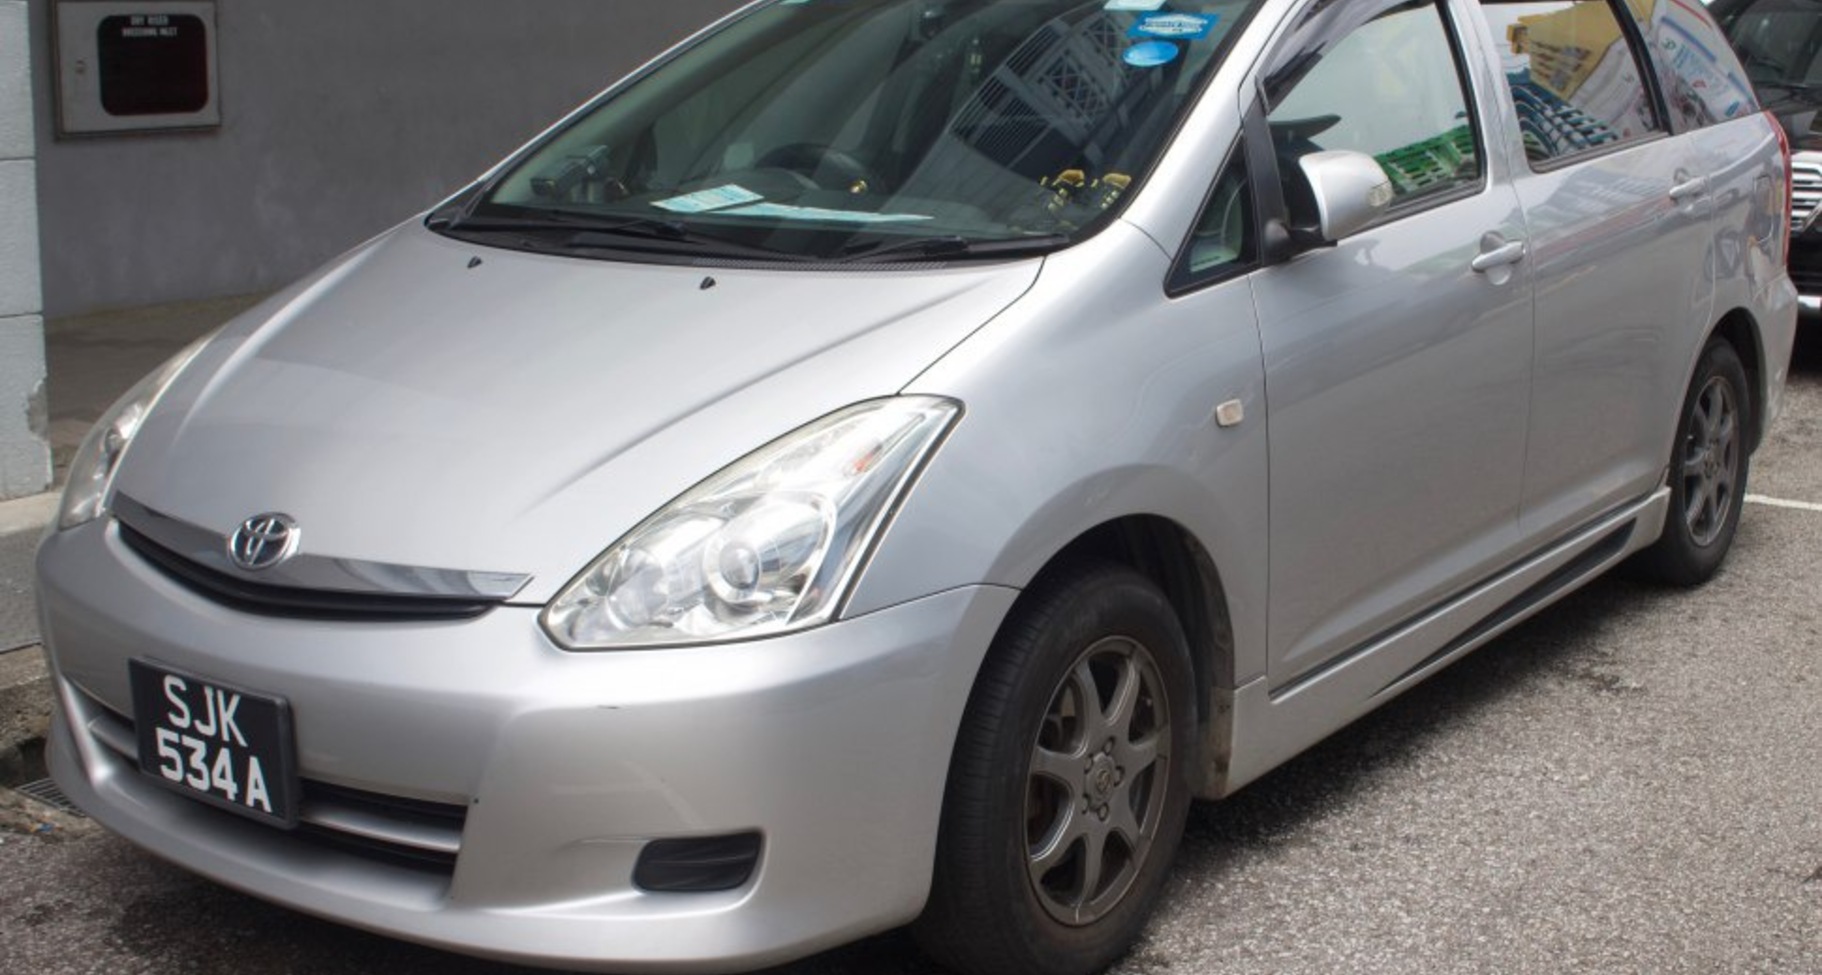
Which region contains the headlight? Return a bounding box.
[542,397,961,650]
[58,334,215,530]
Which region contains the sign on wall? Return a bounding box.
[54,2,220,136]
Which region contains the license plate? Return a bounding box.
[129,659,298,829]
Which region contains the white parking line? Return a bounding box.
[1747,494,1822,513]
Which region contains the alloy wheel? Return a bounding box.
[1680,375,1741,548]
[1024,636,1172,927]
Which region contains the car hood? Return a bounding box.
[113,224,1039,603]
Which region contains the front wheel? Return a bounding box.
[914,563,1195,975]
[1630,336,1752,586]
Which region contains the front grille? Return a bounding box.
[118,522,497,622]
[79,687,467,874]
[294,820,459,873]
[1793,157,1822,234]
[297,780,468,872]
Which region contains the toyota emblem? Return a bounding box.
[228,514,301,571]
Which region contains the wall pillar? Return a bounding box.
[0,0,50,500]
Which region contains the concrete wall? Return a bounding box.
[26,0,746,317]
[1,1,51,499]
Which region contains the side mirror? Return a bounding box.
[1297,150,1394,243]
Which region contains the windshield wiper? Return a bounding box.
[838,233,1070,264]
[440,213,1063,265]
[438,213,810,263]
[563,218,812,262]
[432,211,602,234]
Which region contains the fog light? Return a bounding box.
[633,833,763,893]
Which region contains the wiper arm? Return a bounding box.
[564,218,813,263]
[437,213,810,263]
[432,211,603,234]
[838,233,1069,264]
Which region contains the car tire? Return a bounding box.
[913,561,1195,975]
[1630,336,1752,587]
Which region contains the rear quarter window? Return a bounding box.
[1630,0,1761,129]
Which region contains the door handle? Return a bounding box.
[1670,176,1710,202]
[1471,240,1527,273]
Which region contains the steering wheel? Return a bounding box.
[755,143,885,195]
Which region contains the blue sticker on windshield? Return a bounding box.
[1129,13,1217,41]
[1123,41,1181,68]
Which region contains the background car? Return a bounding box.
[1712,0,1822,313]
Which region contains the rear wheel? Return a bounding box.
[914,563,1194,975]
[1631,337,1751,586]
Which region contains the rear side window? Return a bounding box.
[1632,0,1760,129]
[1480,0,1663,166]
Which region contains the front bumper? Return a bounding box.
[40,519,1015,972]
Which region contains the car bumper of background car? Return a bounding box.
[39,519,1016,973]
[1786,233,1822,316]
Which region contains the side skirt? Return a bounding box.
[1196,487,1669,800]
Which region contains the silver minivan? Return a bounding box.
[38,1,1797,973]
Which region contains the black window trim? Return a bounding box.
[1519,126,1672,174]
[1611,0,1679,133]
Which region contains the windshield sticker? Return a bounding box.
[722,203,932,224]
[1123,41,1181,68]
[652,185,765,214]
[1105,0,1167,10]
[1129,13,1217,42]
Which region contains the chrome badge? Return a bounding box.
[228,514,301,572]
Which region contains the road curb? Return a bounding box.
[0,492,57,537]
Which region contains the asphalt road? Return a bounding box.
[3,330,1819,975]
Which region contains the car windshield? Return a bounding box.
[442,0,1261,263]
[1713,0,1822,90]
